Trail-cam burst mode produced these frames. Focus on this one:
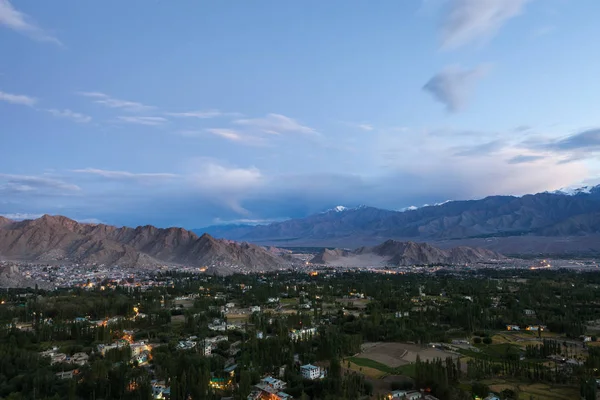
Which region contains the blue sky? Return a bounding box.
[1,0,600,228]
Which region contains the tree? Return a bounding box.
[473,337,482,344]
[472,382,490,398]
[483,336,492,345]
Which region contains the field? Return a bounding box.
[225,313,249,322]
[343,342,458,381]
[481,379,578,400]
[357,342,458,367]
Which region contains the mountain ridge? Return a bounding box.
[196,186,600,254]
[310,239,505,266]
[0,215,292,275]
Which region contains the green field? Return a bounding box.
[346,356,415,377]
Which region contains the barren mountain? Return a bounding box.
[0,215,292,274]
[0,265,53,290]
[310,240,505,266]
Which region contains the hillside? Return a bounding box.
[0,215,292,274]
[310,240,505,267]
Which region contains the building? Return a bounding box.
[289,327,317,341]
[300,364,322,380]
[251,376,292,400]
[506,325,520,331]
[524,309,536,317]
[250,306,261,313]
[389,390,422,399]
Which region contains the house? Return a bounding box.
[506,325,520,331]
[177,340,197,350]
[56,370,76,380]
[71,352,89,366]
[250,306,261,313]
[524,309,536,316]
[267,297,279,303]
[260,376,286,390]
[483,394,501,400]
[389,390,422,399]
[252,376,292,400]
[395,311,410,318]
[580,335,592,342]
[300,364,322,380]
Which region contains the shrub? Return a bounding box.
[473,337,482,344]
[483,337,493,345]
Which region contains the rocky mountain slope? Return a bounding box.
[0,215,292,274]
[198,186,600,253]
[310,240,505,266]
[0,265,53,289]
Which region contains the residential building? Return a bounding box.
[300,364,322,380]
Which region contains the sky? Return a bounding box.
[1,0,600,228]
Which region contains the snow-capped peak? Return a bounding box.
[333,205,347,212]
[400,206,418,212]
[552,185,599,196]
[398,200,453,213]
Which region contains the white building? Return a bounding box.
[250,306,261,313]
[300,364,322,380]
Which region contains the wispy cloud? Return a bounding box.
[341,121,375,131]
[0,173,80,193]
[0,89,37,106]
[117,116,167,126]
[46,108,91,123]
[0,213,102,223]
[0,0,62,45]
[453,139,505,156]
[234,113,317,135]
[165,109,241,119]
[0,213,43,220]
[79,92,154,112]
[205,128,244,142]
[71,168,178,182]
[423,65,488,112]
[440,0,529,49]
[544,128,600,152]
[507,154,545,164]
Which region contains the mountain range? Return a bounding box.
[197,185,600,255]
[0,215,292,275]
[310,240,504,267]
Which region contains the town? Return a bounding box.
[1,266,600,399]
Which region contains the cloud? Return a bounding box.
[117,116,167,126]
[0,89,36,106]
[423,65,488,112]
[165,109,241,119]
[454,139,505,156]
[0,213,102,224]
[357,124,374,131]
[71,168,178,182]
[79,92,154,112]
[440,0,529,49]
[46,109,91,123]
[186,159,264,215]
[0,213,43,220]
[544,128,600,152]
[205,128,244,142]
[0,0,62,45]
[0,173,80,193]
[507,154,546,164]
[234,113,317,135]
[211,217,289,226]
